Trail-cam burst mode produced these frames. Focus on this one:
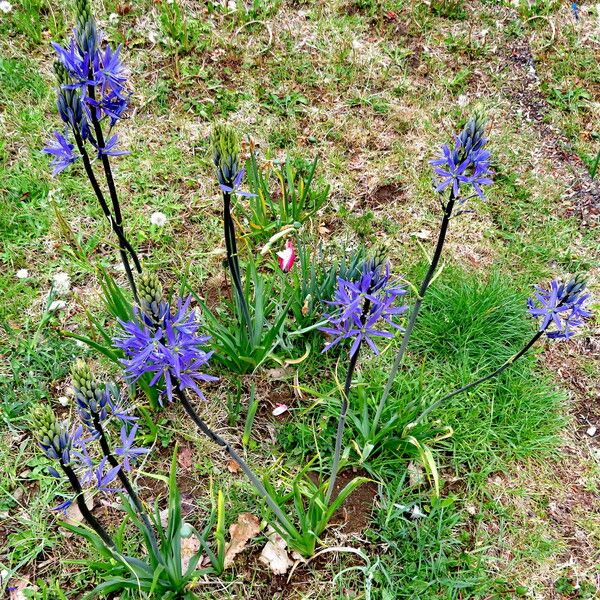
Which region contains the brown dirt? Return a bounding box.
[500,37,600,227]
[329,468,378,534]
[361,182,407,209]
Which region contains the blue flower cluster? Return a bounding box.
[31,380,149,513]
[528,277,591,340]
[320,258,408,357]
[43,2,130,175]
[430,115,493,201]
[114,296,218,403]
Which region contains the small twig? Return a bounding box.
[287,546,369,583]
[232,20,273,55]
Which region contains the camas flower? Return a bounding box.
[430,114,493,201]
[218,167,256,197]
[94,44,127,99]
[528,276,592,340]
[43,130,79,175]
[91,457,122,492]
[92,133,129,158]
[114,296,218,403]
[52,28,130,127]
[115,424,149,472]
[320,257,408,357]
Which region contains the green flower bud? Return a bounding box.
[54,61,71,87]
[138,272,164,320]
[71,360,104,416]
[30,404,71,462]
[211,123,240,187]
[74,0,97,53]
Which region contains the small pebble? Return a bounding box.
[586,425,596,437]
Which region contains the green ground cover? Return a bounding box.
[1,0,598,598]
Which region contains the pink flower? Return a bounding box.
[277,239,296,273]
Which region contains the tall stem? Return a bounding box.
[175,388,296,534]
[61,463,115,548]
[71,129,140,303]
[325,292,373,502]
[415,331,544,424]
[374,192,456,427]
[223,192,251,332]
[92,414,161,558]
[325,346,361,503]
[87,78,142,276]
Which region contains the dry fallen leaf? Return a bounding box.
[177,446,194,470]
[180,534,201,574]
[227,459,241,474]
[9,578,35,600]
[265,367,290,380]
[224,512,260,569]
[64,491,94,526]
[258,527,293,575]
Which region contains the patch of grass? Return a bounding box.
[408,268,567,480]
[366,484,493,598]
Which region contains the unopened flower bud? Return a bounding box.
[457,113,486,161]
[54,61,71,87]
[138,272,164,321]
[30,404,71,463]
[74,0,97,53]
[211,123,240,188]
[71,360,107,426]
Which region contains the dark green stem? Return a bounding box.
[375,191,456,426]
[91,414,161,558]
[325,295,373,503]
[415,330,544,424]
[71,128,140,303]
[176,388,295,534]
[61,463,115,548]
[223,192,251,333]
[87,77,142,277]
[325,344,361,503]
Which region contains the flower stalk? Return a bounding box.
[320,252,408,501]
[212,124,253,333]
[60,462,115,548]
[30,404,115,548]
[44,0,142,301]
[414,275,591,424]
[325,339,363,503]
[376,115,492,424]
[175,388,296,534]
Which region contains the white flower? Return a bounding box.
[108,12,119,23]
[52,271,71,295]
[0,1,13,13]
[16,269,29,279]
[48,300,67,312]
[150,211,167,227]
[272,404,288,416]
